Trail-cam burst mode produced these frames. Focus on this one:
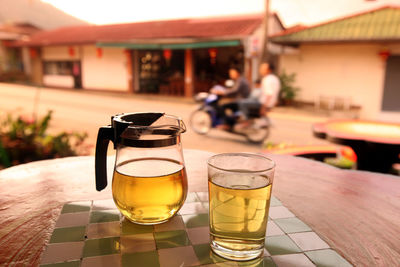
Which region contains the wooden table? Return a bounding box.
[0,149,399,266]
[313,119,400,173]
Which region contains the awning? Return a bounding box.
[96,40,241,50]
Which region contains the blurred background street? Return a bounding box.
[0,83,328,154]
[1,0,399,159]
[0,1,399,266]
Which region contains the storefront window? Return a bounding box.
[5,48,23,72]
[138,50,184,94]
[136,46,244,95]
[193,46,244,93]
[43,61,73,75]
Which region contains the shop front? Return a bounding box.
[100,40,244,97]
[16,15,285,96]
[41,46,82,89]
[43,60,81,89]
[138,49,185,95]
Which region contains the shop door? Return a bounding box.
[382,56,400,111]
[138,50,185,95]
[72,61,82,89]
[138,51,162,93]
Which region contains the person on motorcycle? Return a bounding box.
[238,79,262,119]
[210,66,250,129]
[259,62,281,115]
[238,62,281,120]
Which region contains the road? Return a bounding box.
[0,83,328,154]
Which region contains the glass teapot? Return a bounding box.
[95,112,188,225]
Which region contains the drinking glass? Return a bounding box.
[207,153,275,261]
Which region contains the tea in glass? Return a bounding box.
[208,153,275,261]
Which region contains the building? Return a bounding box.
[271,6,400,121]
[14,14,284,97]
[0,0,88,81]
[0,23,41,78]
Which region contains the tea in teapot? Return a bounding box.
[95,112,187,225]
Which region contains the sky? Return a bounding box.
[42,0,400,27]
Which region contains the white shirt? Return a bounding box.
[260,74,281,108]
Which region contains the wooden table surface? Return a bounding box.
[0,149,399,266]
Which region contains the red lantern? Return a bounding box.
[208,48,217,64]
[68,46,75,57]
[96,47,103,58]
[208,48,217,58]
[163,49,172,65]
[378,49,390,61]
[163,49,172,60]
[29,48,38,58]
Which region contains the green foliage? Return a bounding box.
[263,141,292,150]
[279,71,300,101]
[324,157,355,169]
[0,110,89,168]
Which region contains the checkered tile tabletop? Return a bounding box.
[40,192,351,267]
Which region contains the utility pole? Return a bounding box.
[260,0,270,62]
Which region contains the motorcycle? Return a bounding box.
[190,92,271,143]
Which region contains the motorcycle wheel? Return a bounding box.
[190,109,212,135]
[245,117,270,144]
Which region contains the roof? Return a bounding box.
[17,15,263,47]
[0,32,21,40]
[0,23,41,41]
[0,22,40,35]
[270,6,400,45]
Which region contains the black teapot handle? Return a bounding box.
[95,126,114,191]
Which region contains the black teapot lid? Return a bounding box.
[111,112,185,148]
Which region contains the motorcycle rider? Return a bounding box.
[259,62,281,115]
[210,66,250,129]
[238,62,281,120]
